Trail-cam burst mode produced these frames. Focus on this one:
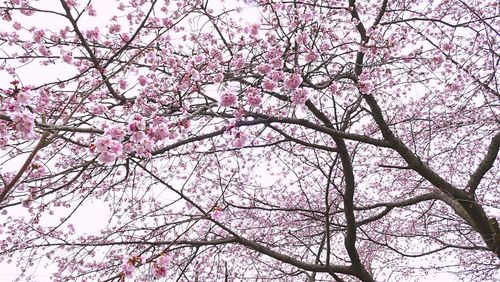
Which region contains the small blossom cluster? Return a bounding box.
[225,122,249,148]
[120,253,170,279]
[91,113,193,163]
[219,91,238,107]
[0,81,36,148]
[92,134,124,164]
[151,255,169,279]
[211,207,223,220]
[121,254,146,278]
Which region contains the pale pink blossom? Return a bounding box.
[305,50,319,62]
[9,110,35,139]
[262,78,276,91]
[87,4,96,16]
[245,87,262,107]
[121,262,135,278]
[98,151,116,164]
[358,81,374,95]
[85,27,99,41]
[232,57,244,70]
[256,64,272,75]
[38,45,51,56]
[138,75,148,86]
[13,22,22,30]
[291,88,309,105]
[270,71,285,82]
[211,207,223,220]
[232,131,248,148]
[33,30,44,43]
[284,73,302,90]
[62,52,73,64]
[442,42,452,51]
[106,125,126,140]
[219,92,238,107]
[118,79,128,90]
[152,265,167,278]
[157,255,170,267]
[88,103,107,115]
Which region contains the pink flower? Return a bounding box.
[62,52,73,64]
[128,119,145,133]
[130,131,146,143]
[150,123,170,142]
[442,42,452,51]
[31,163,46,178]
[193,55,205,63]
[88,103,107,115]
[109,23,121,34]
[212,73,224,83]
[33,30,45,43]
[284,73,302,90]
[106,125,126,140]
[270,71,285,82]
[211,207,223,220]
[95,135,112,152]
[247,94,262,107]
[157,255,170,267]
[246,23,260,36]
[138,75,147,86]
[118,79,128,90]
[15,92,29,105]
[219,92,237,107]
[85,28,100,41]
[433,54,444,66]
[152,265,167,279]
[38,45,51,56]
[256,64,272,75]
[261,78,276,91]
[13,22,22,30]
[296,31,309,46]
[291,88,309,105]
[232,131,247,148]
[87,4,96,16]
[358,81,373,95]
[9,110,35,139]
[305,50,319,62]
[109,140,123,154]
[121,262,135,278]
[232,57,244,70]
[245,87,262,107]
[98,151,116,164]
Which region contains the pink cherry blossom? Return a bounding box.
[232,131,248,148]
[262,78,276,91]
[305,50,319,62]
[232,57,244,70]
[152,265,167,278]
[157,255,169,267]
[121,262,135,278]
[284,73,302,90]
[219,92,238,107]
[291,88,309,105]
[211,207,223,220]
[9,110,35,139]
[87,4,97,16]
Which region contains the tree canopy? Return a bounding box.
[0,0,499,281]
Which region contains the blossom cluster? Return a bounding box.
[120,253,170,279]
[91,113,193,164]
[0,81,36,148]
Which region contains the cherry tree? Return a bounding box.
[0,0,498,281]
